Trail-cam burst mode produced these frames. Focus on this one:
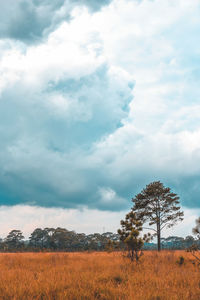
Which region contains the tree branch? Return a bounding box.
[143,227,157,232]
[161,223,172,230]
[191,252,200,263]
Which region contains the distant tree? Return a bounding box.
[29,228,47,248]
[132,181,184,251]
[187,217,200,264]
[118,211,151,261]
[105,240,119,252]
[192,217,200,240]
[52,228,71,250]
[0,238,5,251]
[76,233,88,250]
[43,228,56,249]
[5,230,24,250]
[173,236,184,249]
[86,233,103,250]
[185,235,195,248]
[162,236,185,249]
[105,240,113,252]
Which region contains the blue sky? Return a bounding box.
[0,0,200,236]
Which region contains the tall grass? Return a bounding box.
[0,251,199,299]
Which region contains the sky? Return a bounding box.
[0,0,200,238]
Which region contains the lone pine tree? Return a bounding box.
[132,181,184,251]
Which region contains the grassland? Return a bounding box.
[0,251,199,300]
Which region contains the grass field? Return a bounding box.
[0,251,199,300]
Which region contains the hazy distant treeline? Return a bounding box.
[0,228,120,252]
[0,228,199,252]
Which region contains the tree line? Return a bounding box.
[0,229,120,252]
[0,181,199,256]
[0,227,198,252]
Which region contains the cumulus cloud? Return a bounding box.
[0,0,111,43]
[0,0,200,216]
[0,9,133,210]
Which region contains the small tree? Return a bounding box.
[187,217,200,264]
[105,239,119,252]
[132,181,184,251]
[118,211,151,261]
[192,217,200,240]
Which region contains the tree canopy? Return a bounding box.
[132,181,184,251]
[118,211,151,261]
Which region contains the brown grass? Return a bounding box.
[0,251,199,299]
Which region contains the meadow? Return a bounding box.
[0,251,199,300]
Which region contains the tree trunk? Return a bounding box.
[157,222,161,251]
[135,251,139,261]
[131,250,134,261]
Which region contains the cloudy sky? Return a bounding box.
[0,0,200,238]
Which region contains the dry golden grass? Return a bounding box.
[0,251,199,300]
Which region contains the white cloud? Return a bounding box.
[0,205,127,238]
[97,187,127,209]
[162,207,200,238]
[0,205,198,239]
[0,0,200,237]
[0,19,105,92]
